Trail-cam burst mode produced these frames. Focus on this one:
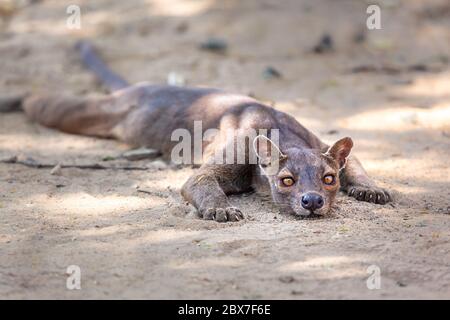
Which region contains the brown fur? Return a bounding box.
[19,82,391,222]
[11,42,391,222]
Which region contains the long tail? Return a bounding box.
[0,41,129,113]
[75,40,129,92]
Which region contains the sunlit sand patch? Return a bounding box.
[136,229,202,244]
[74,224,136,238]
[278,256,366,278]
[341,71,450,131]
[26,193,163,216]
[0,131,127,159]
[74,228,201,247]
[7,0,214,36]
[147,0,214,16]
[168,256,247,270]
[395,71,450,98]
[276,101,324,131]
[341,104,450,131]
[363,155,445,172]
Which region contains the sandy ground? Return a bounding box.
[0,0,449,299]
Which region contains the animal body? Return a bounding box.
[2,41,391,222]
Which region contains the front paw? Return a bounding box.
[200,206,244,222]
[347,185,391,204]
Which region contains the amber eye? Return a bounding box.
[323,174,335,185]
[281,177,295,187]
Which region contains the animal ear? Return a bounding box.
[325,137,353,169]
[252,135,287,171]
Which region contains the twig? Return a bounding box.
[0,155,149,171]
[136,189,153,195]
[349,63,440,74]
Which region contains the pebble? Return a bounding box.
[313,34,334,53]
[199,37,228,53]
[396,281,407,287]
[148,159,168,170]
[291,290,303,295]
[262,66,282,79]
[278,275,296,284]
[167,72,186,86]
[50,163,62,176]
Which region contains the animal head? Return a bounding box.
[253,136,353,217]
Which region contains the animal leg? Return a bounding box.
[340,155,391,204]
[181,163,253,222]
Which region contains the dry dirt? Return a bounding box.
[0,0,449,299]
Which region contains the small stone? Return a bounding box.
[291,290,303,295]
[313,34,334,53]
[278,275,296,284]
[262,66,282,79]
[199,37,228,53]
[121,148,161,161]
[50,163,62,176]
[148,160,168,170]
[167,72,186,86]
[17,154,39,167]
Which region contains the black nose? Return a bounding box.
[301,193,324,211]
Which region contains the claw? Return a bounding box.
[200,207,244,223]
[348,185,392,205]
